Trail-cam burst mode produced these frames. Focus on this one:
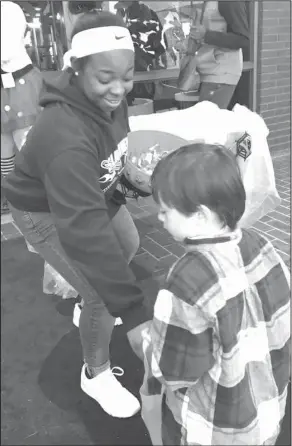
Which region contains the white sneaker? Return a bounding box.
[80,364,140,418]
[73,303,122,328]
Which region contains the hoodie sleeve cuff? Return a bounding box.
[120,302,151,333]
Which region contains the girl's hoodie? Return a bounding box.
[3,72,149,331]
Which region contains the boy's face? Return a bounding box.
[157,199,224,242]
[157,201,197,242]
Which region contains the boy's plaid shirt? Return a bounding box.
[141,229,290,445]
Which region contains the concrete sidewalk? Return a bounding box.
[1,150,291,274]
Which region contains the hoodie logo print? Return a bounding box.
[99,158,123,184]
[99,137,128,192]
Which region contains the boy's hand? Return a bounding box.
[127,321,151,360]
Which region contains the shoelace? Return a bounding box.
[111,366,124,377]
[85,364,124,378]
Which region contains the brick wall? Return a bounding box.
[257,1,291,152]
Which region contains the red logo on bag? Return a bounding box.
[236,132,252,161]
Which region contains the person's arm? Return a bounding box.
[204,1,250,50]
[44,148,149,333]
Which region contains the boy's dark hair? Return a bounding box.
[151,143,246,230]
[71,10,127,40]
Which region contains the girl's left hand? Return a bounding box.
[189,24,206,42]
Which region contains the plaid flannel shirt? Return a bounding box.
[141,229,290,445]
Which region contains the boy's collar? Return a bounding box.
[184,229,242,247]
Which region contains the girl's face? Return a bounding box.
[77,49,134,113]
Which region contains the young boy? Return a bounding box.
[141,143,290,445]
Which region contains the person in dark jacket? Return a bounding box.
[189,0,250,109]
[115,0,166,104]
[3,11,150,419]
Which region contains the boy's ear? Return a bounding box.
[197,205,212,222]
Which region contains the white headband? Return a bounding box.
[63,26,134,70]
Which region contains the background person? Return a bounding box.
[189,0,250,109]
[228,1,251,109]
[1,1,43,213]
[115,0,167,105]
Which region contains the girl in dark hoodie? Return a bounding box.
[3,11,150,419]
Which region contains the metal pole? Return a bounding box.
[32,27,41,68]
[252,1,259,112]
[50,0,61,70]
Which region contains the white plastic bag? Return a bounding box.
[24,242,78,299]
[232,105,281,228]
[129,101,232,143]
[140,332,164,446]
[43,262,78,299]
[129,102,280,228]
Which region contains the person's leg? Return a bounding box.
[10,205,114,368]
[1,132,16,178]
[10,128,38,250]
[198,82,236,109]
[1,133,16,213]
[228,71,251,110]
[77,204,140,323]
[10,204,140,417]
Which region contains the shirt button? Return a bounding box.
[17,111,23,117]
[19,78,25,85]
[4,105,10,111]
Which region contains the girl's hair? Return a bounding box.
[151,143,246,230]
[71,10,127,40]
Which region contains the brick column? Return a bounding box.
[257,1,291,152]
